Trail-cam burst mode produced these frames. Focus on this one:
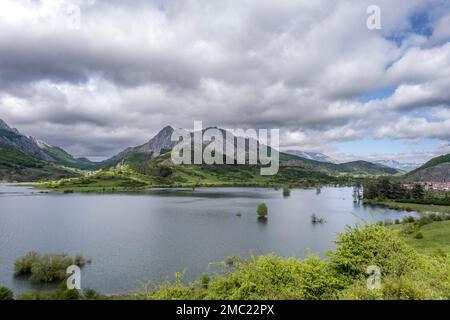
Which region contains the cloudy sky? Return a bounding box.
[0,0,449,162]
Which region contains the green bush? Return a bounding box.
[328,224,420,283]
[403,216,416,223]
[14,251,40,275]
[282,185,291,197]
[0,286,14,300]
[17,288,80,300]
[14,252,88,283]
[414,232,424,239]
[256,203,268,218]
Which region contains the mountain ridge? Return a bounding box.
[0,119,419,181]
[373,160,421,173]
[284,150,337,163]
[405,154,450,182]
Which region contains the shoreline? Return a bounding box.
[363,199,450,214]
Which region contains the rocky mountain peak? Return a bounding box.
[0,118,10,130]
[0,119,54,162]
[135,125,176,156]
[0,119,20,134]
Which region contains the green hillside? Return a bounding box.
[281,154,399,175]
[38,151,370,192]
[42,145,98,170]
[405,153,450,182]
[97,150,153,169]
[409,154,450,174]
[391,220,450,256]
[0,128,21,140]
[0,142,44,169]
[0,143,78,182]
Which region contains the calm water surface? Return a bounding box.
[0,184,418,294]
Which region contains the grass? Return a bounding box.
[392,220,450,256]
[364,199,450,214]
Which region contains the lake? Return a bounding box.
[0,184,418,294]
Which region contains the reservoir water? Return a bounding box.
[0,184,418,294]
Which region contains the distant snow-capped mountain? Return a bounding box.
[373,160,422,173]
[284,150,338,163]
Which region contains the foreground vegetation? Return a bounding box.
[130,224,448,300]
[2,223,449,300]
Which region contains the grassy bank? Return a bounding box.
[392,220,450,256]
[364,199,450,214]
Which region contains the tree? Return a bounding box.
[411,184,425,200]
[363,181,377,199]
[391,182,407,199]
[282,185,290,197]
[256,203,268,218]
[0,286,14,300]
[377,178,392,199]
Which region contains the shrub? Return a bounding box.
[417,216,433,227]
[14,252,88,283]
[381,275,429,300]
[199,273,211,289]
[203,255,340,300]
[0,286,14,300]
[405,223,420,235]
[83,288,104,300]
[403,216,416,224]
[256,203,268,218]
[14,251,40,275]
[414,232,424,239]
[328,224,420,284]
[282,185,291,197]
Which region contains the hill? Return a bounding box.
[405,154,450,182]
[0,125,54,162]
[0,143,77,182]
[0,118,97,173]
[282,157,399,175]
[39,142,98,170]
